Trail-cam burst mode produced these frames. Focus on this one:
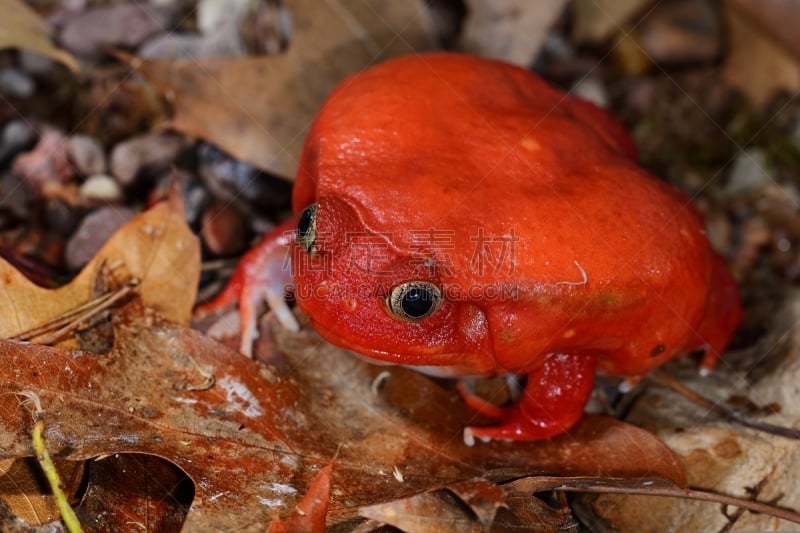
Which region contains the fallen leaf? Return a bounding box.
[448,479,507,528]
[267,459,333,533]
[500,491,567,532]
[728,0,800,57]
[0,305,686,529]
[723,0,800,106]
[74,454,191,532]
[134,0,435,180]
[0,194,199,344]
[359,489,484,533]
[360,479,512,532]
[0,0,78,72]
[571,0,651,43]
[0,458,84,527]
[270,323,689,494]
[459,0,569,66]
[1,308,317,531]
[577,291,800,530]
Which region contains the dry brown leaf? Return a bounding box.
[0,309,319,530]
[459,0,569,66]
[723,0,800,106]
[0,0,78,72]
[267,459,332,533]
[575,292,800,529]
[448,479,508,528]
[359,489,484,533]
[360,479,513,532]
[0,195,199,344]
[500,491,567,532]
[0,304,687,530]
[271,323,689,493]
[728,0,800,58]
[135,0,435,180]
[0,458,84,527]
[571,0,651,43]
[74,454,191,531]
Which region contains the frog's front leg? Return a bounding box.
[195,219,298,357]
[461,353,597,444]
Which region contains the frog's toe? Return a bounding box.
[462,411,536,445]
[463,402,580,444]
[618,375,642,393]
[456,381,506,420]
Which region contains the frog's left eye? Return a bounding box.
[387,282,443,321]
[296,203,318,254]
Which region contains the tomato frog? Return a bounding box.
[197,53,741,443]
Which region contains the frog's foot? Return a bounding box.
[195,220,297,357]
[462,353,597,445]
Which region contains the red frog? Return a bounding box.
[197,53,741,443]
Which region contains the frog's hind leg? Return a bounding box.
[696,255,743,373]
[462,353,597,444]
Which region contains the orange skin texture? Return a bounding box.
[202,53,742,441]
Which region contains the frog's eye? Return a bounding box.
[386,282,443,321]
[296,203,318,254]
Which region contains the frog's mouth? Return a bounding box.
[304,314,496,376]
[345,350,486,378]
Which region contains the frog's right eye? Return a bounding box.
[386,281,443,321]
[296,203,318,254]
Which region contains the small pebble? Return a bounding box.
[12,129,75,194]
[68,134,106,175]
[139,25,245,59]
[0,172,30,219]
[197,0,251,34]
[703,210,732,254]
[184,182,210,226]
[110,133,184,186]
[17,50,58,75]
[61,0,88,10]
[147,168,209,225]
[571,77,609,108]
[59,2,174,57]
[79,174,123,203]
[45,197,81,237]
[0,120,36,163]
[201,198,249,256]
[149,0,181,8]
[724,148,774,196]
[0,68,35,98]
[65,206,136,270]
[197,142,292,211]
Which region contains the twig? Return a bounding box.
[555,482,800,523]
[647,371,800,440]
[9,279,139,346]
[505,476,800,524]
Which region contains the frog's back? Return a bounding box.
[293,52,726,375]
[295,52,703,288]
